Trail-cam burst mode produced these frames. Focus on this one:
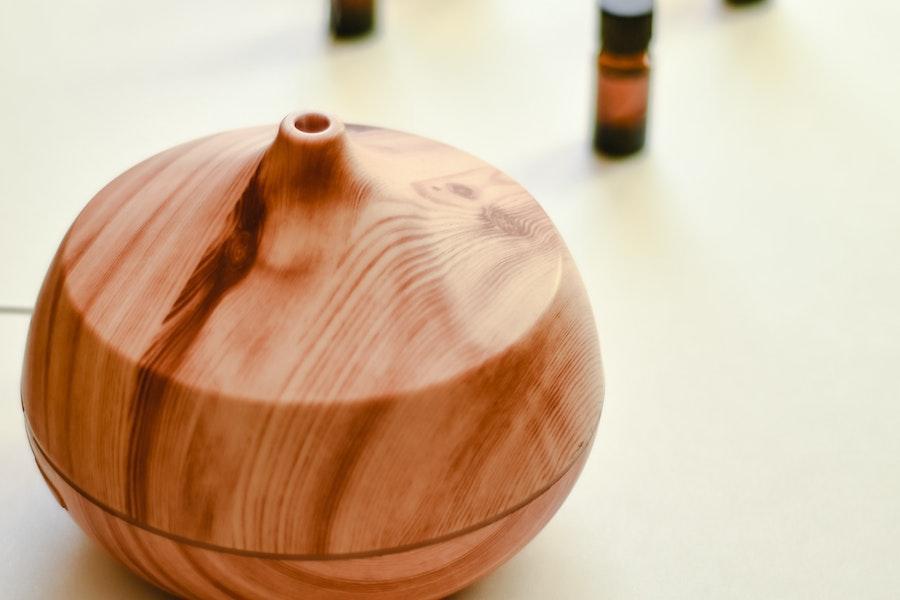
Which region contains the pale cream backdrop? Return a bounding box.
[2,0,899,598]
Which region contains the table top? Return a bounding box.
[3,0,900,598]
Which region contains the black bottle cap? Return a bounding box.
[600,9,653,54]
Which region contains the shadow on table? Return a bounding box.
[54,538,172,599]
[448,517,615,600]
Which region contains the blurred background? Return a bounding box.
[1,0,899,597]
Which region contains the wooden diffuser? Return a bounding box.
[22,112,604,599]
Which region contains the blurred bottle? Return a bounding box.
[594,0,653,157]
[330,0,375,38]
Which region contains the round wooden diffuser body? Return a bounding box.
[22,112,603,599]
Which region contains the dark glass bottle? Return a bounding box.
[330,0,375,38]
[594,4,653,156]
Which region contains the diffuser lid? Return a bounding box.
[62,113,566,402]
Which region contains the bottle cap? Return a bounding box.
[601,0,653,16]
[599,1,653,54]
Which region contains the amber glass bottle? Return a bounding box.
[594,2,653,156]
[330,0,375,37]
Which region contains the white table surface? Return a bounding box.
[3,0,900,598]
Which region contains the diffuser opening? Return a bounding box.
[294,113,331,134]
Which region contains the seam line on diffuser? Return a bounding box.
[24,416,596,561]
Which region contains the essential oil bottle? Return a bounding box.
[330,0,375,38]
[593,0,653,156]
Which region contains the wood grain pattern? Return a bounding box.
[31,431,590,600]
[22,112,603,597]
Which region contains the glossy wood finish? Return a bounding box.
[22,112,603,597]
